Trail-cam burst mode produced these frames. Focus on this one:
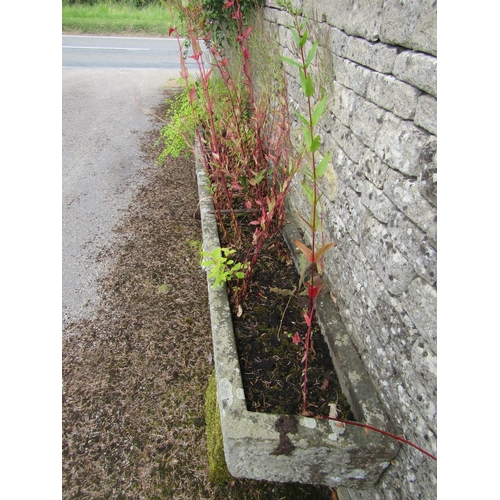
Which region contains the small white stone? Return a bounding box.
[301,418,317,429]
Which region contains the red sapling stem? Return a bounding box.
[316,414,437,461]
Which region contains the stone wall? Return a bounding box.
[261,1,437,498]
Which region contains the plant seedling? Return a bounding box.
[201,247,248,288]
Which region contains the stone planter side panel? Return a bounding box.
[262,4,437,499]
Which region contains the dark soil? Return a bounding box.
[223,219,353,419]
[62,88,334,499]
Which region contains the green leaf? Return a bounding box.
[291,28,300,47]
[316,152,331,177]
[254,170,265,185]
[294,110,309,127]
[299,68,306,94]
[305,41,318,68]
[282,55,301,68]
[304,74,314,97]
[301,181,315,205]
[312,94,327,126]
[302,168,314,182]
[299,30,308,48]
[310,135,321,152]
[302,124,312,149]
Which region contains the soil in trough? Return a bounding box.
[220,216,354,420]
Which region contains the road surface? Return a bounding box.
[62,35,192,330]
[62,34,200,69]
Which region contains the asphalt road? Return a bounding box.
[62,35,189,331]
[62,34,200,69]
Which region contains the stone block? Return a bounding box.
[265,4,291,26]
[263,5,278,23]
[415,94,437,135]
[318,139,343,202]
[279,25,293,52]
[345,34,400,74]
[411,337,437,391]
[300,0,436,55]
[331,81,358,128]
[366,71,421,120]
[370,292,420,364]
[358,148,389,189]
[426,216,437,248]
[374,112,432,177]
[338,186,369,244]
[384,168,436,233]
[334,148,364,193]
[401,277,437,347]
[337,486,378,500]
[393,51,437,97]
[332,54,372,98]
[331,227,386,310]
[361,263,386,310]
[319,159,338,202]
[356,315,395,375]
[418,139,437,207]
[329,115,366,163]
[398,357,436,432]
[360,216,416,295]
[360,181,396,224]
[392,379,436,450]
[387,212,437,285]
[350,97,387,150]
[305,0,384,42]
[329,26,351,59]
[378,0,437,55]
[330,25,399,74]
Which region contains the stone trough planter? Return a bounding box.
[195,153,400,488]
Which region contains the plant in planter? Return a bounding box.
[163,0,435,488]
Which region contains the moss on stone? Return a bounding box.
[205,371,233,485]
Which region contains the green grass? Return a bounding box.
[62,2,178,36]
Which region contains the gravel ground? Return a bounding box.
[62,90,334,499]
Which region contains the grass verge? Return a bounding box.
[62,2,177,36]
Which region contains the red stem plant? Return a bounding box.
[167,0,301,305]
[280,12,334,415]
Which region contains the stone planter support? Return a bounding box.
[196,152,399,488]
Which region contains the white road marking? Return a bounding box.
[62,46,151,51]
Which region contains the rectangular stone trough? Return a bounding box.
[196,153,400,488]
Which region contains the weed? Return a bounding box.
[201,247,248,288]
[157,84,199,161]
[166,0,300,304]
[279,7,334,414]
